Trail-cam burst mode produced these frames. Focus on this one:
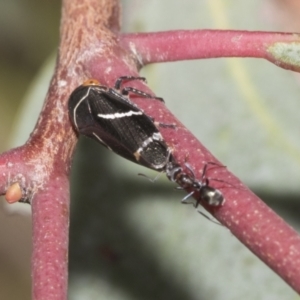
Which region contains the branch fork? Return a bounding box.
[1,0,300,298]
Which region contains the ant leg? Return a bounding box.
[205,162,227,173]
[181,191,196,205]
[201,163,209,180]
[197,210,223,226]
[184,162,196,180]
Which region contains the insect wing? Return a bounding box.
[69,85,170,170]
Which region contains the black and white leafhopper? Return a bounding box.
[68,76,175,171]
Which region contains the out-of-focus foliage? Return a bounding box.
[0,1,60,299]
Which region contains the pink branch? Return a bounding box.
[32,176,70,300]
[0,0,121,299]
[120,29,300,291]
[121,30,300,72]
[1,0,300,298]
[216,185,300,291]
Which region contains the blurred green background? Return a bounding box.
[1,1,300,299]
[0,1,60,299]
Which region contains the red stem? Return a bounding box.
[121,30,300,72]
[32,176,70,300]
[0,0,299,298]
